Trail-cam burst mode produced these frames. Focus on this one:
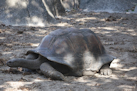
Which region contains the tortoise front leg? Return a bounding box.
[40,62,65,80]
[23,53,39,72]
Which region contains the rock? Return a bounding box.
[80,0,137,13]
[0,57,5,66]
[9,68,21,74]
[17,30,24,34]
[61,0,80,11]
[105,16,117,21]
[0,0,65,26]
[134,5,137,13]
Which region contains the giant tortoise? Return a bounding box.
[7,28,115,80]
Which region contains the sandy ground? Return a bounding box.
[0,11,137,91]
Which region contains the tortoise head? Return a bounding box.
[7,57,44,69]
[7,59,22,67]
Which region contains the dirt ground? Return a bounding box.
[0,11,137,91]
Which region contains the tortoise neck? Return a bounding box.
[14,57,43,69]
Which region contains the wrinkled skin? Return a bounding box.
[7,55,66,80]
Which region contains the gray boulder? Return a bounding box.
[80,0,137,13]
[61,0,80,11]
[134,5,137,13]
[0,0,65,26]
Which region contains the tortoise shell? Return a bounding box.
[28,28,114,72]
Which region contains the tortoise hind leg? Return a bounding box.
[99,63,112,75]
[40,62,65,80]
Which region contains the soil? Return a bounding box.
[0,11,137,91]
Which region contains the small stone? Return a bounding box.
[19,77,28,82]
[23,72,32,76]
[105,16,116,21]
[17,30,24,34]
[0,58,5,66]
[9,68,21,74]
